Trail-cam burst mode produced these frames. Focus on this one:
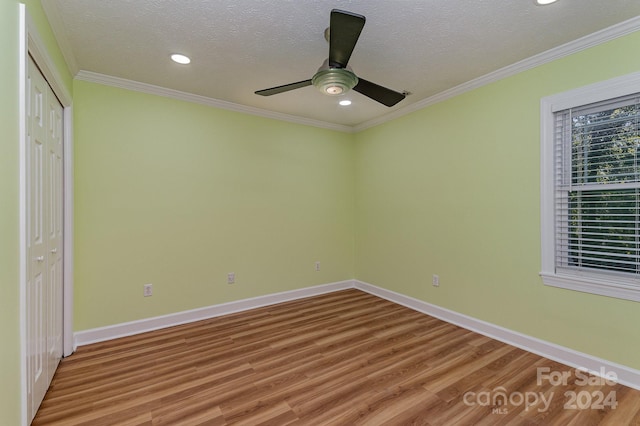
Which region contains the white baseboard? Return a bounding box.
[354,280,640,391]
[73,278,640,391]
[73,279,354,348]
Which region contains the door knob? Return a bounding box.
[34,256,44,262]
[51,248,57,254]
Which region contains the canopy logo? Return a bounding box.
[463,366,618,415]
[463,387,552,414]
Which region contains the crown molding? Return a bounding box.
[353,15,640,132]
[74,71,354,133]
[26,9,72,106]
[72,15,640,134]
[40,0,79,76]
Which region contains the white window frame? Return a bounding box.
[540,71,640,302]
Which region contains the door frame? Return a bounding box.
[19,4,74,424]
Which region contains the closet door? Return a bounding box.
[46,85,64,384]
[26,56,63,422]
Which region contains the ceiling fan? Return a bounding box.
[255,9,406,107]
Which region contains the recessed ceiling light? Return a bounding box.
[339,100,352,106]
[171,54,191,64]
[535,0,558,5]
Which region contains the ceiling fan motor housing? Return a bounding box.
[312,61,359,95]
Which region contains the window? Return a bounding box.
[540,72,640,302]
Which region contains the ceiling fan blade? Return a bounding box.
[328,9,365,68]
[353,78,406,107]
[255,79,313,96]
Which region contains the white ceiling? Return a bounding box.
[43,0,640,129]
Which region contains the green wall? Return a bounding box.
[0,2,22,425]
[0,1,71,424]
[75,29,640,371]
[354,31,640,370]
[3,4,640,423]
[73,81,355,330]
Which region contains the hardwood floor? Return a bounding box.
[33,289,640,425]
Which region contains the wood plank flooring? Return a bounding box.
[33,289,640,425]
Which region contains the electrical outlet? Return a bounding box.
[227,272,235,284]
[315,261,321,271]
[143,283,153,297]
[432,274,440,287]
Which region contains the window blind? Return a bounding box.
[554,93,640,278]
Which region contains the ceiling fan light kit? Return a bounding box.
[255,9,406,108]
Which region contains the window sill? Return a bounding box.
[540,272,640,303]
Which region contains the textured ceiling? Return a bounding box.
[44,0,640,128]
